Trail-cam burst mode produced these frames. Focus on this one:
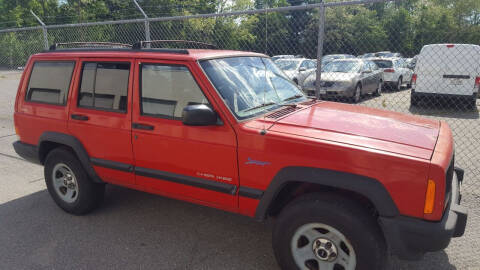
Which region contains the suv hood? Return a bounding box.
[268,102,440,159]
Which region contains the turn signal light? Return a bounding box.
[475,76,480,89]
[424,180,436,214]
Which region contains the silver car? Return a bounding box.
[302,59,383,103]
[275,58,317,87]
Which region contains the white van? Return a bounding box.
[411,44,480,108]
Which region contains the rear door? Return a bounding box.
[68,58,135,186]
[131,59,238,209]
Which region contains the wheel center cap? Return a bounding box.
[312,238,338,262]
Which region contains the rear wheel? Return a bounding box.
[272,193,387,270]
[396,77,403,91]
[44,147,105,215]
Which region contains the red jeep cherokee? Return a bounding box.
[13,42,467,270]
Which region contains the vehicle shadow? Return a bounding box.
[0,185,457,270]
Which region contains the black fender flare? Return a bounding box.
[38,131,103,183]
[254,167,399,221]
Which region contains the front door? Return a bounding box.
[132,59,238,209]
[68,58,135,186]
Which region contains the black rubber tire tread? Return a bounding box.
[272,192,387,270]
[44,147,105,215]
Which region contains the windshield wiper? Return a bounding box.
[282,94,304,102]
[242,102,276,113]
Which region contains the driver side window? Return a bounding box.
[141,64,210,120]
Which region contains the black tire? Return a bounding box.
[352,84,362,103]
[396,76,403,91]
[375,80,383,96]
[273,193,387,270]
[44,147,105,215]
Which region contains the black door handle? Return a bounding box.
[132,123,154,130]
[71,114,89,121]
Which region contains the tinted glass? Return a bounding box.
[78,62,130,112]
[372,60,393,68]
[26,61,75,105]
[141,64,209,119]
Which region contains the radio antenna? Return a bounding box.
[261,2,268,135]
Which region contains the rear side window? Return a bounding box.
[26,61,75,105]
[78,62,130,112]
[140,64,209,120]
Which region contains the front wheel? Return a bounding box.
[273,193,387,270]
[375,81,383,96]
[352,84,362,103]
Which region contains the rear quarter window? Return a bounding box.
[25,61,75,105]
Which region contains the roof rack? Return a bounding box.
[49,42,132,50]
[132,40,217,50]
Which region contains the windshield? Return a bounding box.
[376,52,395,58]
[275,59,301,71]
[323,61,361,73]
[200,57,306,120]
[372,60,393,68]
[361,53,375,58]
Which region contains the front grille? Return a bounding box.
[320,81,335,87]
[445,155,455,205]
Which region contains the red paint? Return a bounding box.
[14,49,455,221]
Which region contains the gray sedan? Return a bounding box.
[302,59,383,103]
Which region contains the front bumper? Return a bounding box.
[380,168,468,260]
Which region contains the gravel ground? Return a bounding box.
[0,71,479,269]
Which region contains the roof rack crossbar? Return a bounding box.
[49,42,132,50]
[132,40,217,50]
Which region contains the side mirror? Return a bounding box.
[299,67,307,72]
[182,104,218,126]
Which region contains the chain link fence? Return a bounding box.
[0,0,479,195]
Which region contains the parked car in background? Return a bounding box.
[322,54,355,63]
[275,58,317,86]
[370,58,413,90]
[405,58,416,70]
[359,53,376,58]
[376,51,404,58]
[272,55,295,62]
[411,44,480,108]
[303,59,383,102]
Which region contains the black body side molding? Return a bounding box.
[91,158,133,172]
[238,186,264,199]
[254,167,399,221]
[135,167,237,195]
[38,131,104,183]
